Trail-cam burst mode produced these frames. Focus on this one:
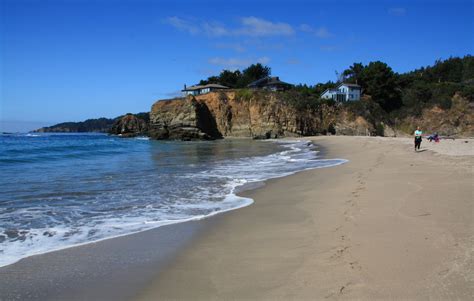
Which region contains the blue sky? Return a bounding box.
[1,0,473,131]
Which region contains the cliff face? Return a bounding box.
[149,97,222,140]
[399,93,474,137]
[149,91,474,140]
[149,91,376,140]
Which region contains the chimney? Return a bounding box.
[184,84,187,90]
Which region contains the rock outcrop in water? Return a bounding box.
[149,97,222,140]
[109,113,149,137]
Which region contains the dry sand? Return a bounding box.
[137,136,474,300]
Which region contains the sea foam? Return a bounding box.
[0,136,347,267]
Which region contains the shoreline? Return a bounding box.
[137,136,473,299]
[0,137,335,269]
[1,136,472,300]
[0,137,342,300]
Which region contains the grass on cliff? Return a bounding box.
[235,88,254,101]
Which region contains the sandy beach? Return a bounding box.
[137,136,473,300]
[0,136,472,300]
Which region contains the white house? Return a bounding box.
[182,84,229,96]
[321,83,361,102]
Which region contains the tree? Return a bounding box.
[462,55,474,82]
[313,81,337,95]
[199,76,219,85]
[359,61,402,112]
[342,62,364,85]
[402,81,432,116]
[237,63,271,87]
[218,70,242,88]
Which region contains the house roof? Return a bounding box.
[337,82,361,88]
[247,76,292,88]
[321,88,342,95]
[182,84,229,91]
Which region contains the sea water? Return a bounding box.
[0,133,347,267]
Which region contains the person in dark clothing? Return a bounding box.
[414,126,423,151]
[428,132,439,142]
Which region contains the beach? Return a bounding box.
[0,136,472,300]
[137,136,473,300]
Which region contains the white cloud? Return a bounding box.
[202,22,230,37]
[163,16,200,35]
[164,16,294,38]
[299,24,333,38]
[389,7,406,16]
[314,27,332,38]
[236,17,294,37]
[208,57,271,68]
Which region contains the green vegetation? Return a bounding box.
[35,118,116,132]
[197,56,472,136]
[291,55,473,118]
[235,88,254,101]
[198,63,271,88]
[280,88,335,111]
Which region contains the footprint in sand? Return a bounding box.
[330,246,350,259]
[349,261,362,271]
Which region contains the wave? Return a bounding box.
[0,139,347,267]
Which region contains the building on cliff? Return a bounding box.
[247,76,293,91]
[321,83,361,102]
[182,84,229,96]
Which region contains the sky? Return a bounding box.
[1,0,473,131]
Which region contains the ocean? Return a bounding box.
[0,133,347,267]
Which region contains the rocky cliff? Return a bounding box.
[149,90,474,140]
[149,90,380,140]
[398,93,474,137]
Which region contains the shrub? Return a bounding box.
[235,89,254,101]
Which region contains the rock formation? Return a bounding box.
[149,91,375,140]
[109,113,149,137]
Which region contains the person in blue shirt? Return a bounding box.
[414,126,423,151]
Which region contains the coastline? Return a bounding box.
[0,136,472,300]
[137,136,473,300]
[0,137,339,300]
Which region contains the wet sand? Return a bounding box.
[137,136,474,300]
[0,218,212,300]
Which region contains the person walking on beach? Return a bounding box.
[414,126,423,151]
